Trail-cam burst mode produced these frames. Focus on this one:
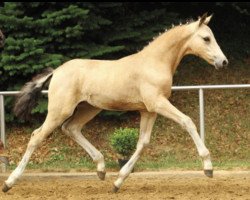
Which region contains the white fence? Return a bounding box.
[0,84,250,148]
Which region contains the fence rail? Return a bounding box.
[1,84,250,148]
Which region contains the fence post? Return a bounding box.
[199,89,205,143]
[0,95,8,172]
[0,95,6,148]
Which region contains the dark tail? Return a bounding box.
[13,68,54,120]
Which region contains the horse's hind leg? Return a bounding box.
[2,103,77,192]
[61,102,105,180]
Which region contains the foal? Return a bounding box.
[3,13,228,193]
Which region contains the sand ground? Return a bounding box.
[0,171,249,200]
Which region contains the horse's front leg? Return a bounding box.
[113,111,157,192]
[147,96,213,177]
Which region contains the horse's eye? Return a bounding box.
[203,37,210,42]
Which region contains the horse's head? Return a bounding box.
[0,29,5,48]
[186,13,228,69]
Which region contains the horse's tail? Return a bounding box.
[13,68,54,120]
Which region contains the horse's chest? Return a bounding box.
[154,78,172,98]
[161,83,172,98]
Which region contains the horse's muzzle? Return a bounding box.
[215,58,228,69]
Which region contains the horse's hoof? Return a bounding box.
[112,185,119,193]
[97,171,106,181]
[204,169,213,178]
[2,183,11,193]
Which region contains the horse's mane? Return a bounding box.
[142,18,195,50]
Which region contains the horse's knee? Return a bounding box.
[143,137,151,146]
[181,116,197,131]
[136,136,150,150]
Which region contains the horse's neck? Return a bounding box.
[141,26,192,74]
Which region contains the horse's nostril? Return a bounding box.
[222,60,228,66]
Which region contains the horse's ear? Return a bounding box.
[204,14,213,25]
[198,13,208,26]
[198,13,213,26]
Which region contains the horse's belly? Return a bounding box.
[104,101,146,111]
[86,95,146,111]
